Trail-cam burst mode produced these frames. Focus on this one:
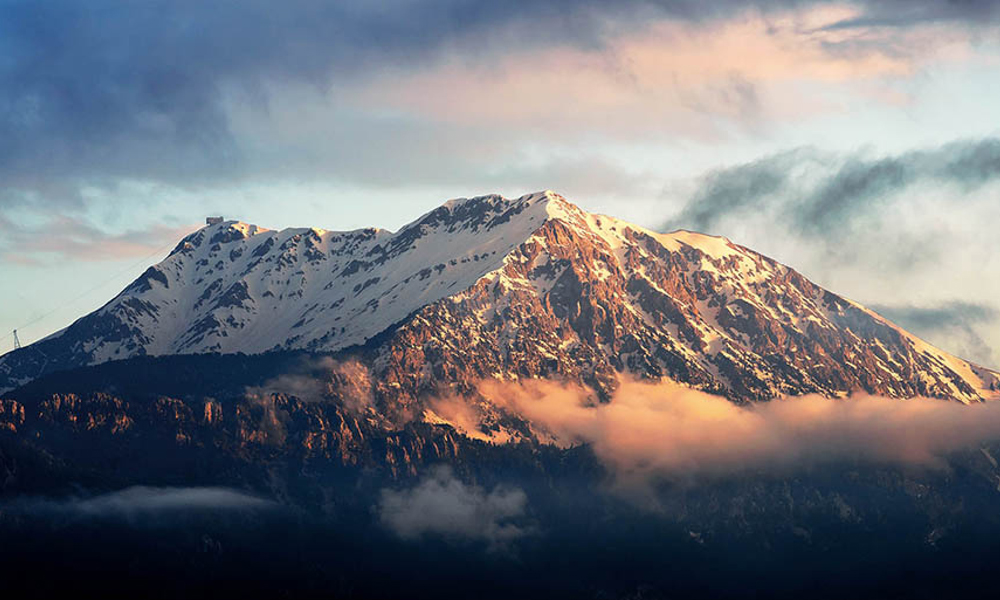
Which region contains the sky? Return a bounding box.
[1,0,998,368]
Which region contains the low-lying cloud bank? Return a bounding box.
[378,466,528,549]
[3,486,276,519]
[467,380,1000,482]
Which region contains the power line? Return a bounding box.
[1,240,179,349]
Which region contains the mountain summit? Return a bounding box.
[1,191,997,403]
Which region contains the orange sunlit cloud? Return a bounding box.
[431,377,1000,488]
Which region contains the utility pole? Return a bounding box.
[12,330,21,350]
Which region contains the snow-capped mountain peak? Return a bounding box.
[1,191,997,404]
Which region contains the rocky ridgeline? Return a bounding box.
[0,389,491,497]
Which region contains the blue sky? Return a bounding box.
[1,0,999,367]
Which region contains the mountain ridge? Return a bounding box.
[1,191,997,405]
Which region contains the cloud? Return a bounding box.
[665,148,808,232]
[378,466,528,549]
[3,2,997,343]
[820,1,1000,30]
[1,0,995,211]
[871,302,1000,367]
[667,138,1000,234]
[0,215,196,265]
[795,138,1000,233]
[245,356,374,414]
[473,379,1000,487]
[3,486,275,519]
[0,0,691,201]
[662,137,1000,368]
[245,357,338,403]
[872,301,1000,330]
[347,7,979,140]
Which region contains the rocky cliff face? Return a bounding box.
[1,191,997,405]
[0,353,592,500]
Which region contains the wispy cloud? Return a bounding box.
[871,302,1000,367]
[662,137,1000,368]
[244,356,376,414]
[3,486,276,519]
[819,1,1000,30]
[378,466,529,550]
[666,138,1000,234]
[0,215,196,264]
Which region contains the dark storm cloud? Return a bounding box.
[666,138,1000,234]
[2,0,997,209]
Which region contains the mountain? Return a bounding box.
[1,191,997,406]
[5,191,1000,599]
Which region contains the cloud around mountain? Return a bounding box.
[441,379,1000,489]
[665,138,1000,235]
[663,138,1000,369]
[871,302,1000,372]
